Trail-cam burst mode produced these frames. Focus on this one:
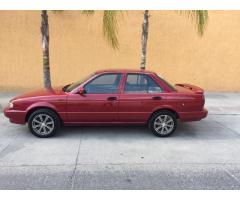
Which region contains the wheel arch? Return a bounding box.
[25,106,63,125]
[148,107,179,123]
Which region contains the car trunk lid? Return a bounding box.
[174,83,205,111]
[174,83,204,94]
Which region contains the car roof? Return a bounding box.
[94,69,156,74]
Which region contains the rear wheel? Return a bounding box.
[28,109,60,138]
[149,111,177,137]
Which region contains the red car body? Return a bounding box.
[4,69,207,126]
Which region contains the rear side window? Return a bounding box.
[124,74,162,93]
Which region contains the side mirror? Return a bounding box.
[78,87,86,95]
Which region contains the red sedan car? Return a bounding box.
[4,69,207,138]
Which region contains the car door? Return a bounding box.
[118,73,164,123]
[67,73,122,123]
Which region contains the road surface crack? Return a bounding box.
[212,119,240,138]
[70,134,82,189]
[222,166,240,186]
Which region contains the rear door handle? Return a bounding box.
[107,96,117,101]
[152,96,162,100]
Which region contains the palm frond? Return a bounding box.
[103,10,119,49]
[179,10,208,36]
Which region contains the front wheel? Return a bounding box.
[28,109,60,138]
[149,111,177,137]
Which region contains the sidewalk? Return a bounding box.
[0,92,240,114]
[0,93,19,112]
[205,92,240,114]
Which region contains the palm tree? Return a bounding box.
[82,10,119,49]
[140,10,208,70]
[40,10,120,89]
[140,10,149,70]
[41,11,51,88]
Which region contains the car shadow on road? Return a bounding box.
[59,125,151,139]
[57,119,240,140]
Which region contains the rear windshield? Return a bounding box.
[156,74,176,91]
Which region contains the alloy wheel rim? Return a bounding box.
[154,114,174,135]
[32,114,54,135]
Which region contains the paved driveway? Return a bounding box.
[1,111,240,189]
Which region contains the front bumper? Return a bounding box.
[179,108,208,122]
[4,107,26,124]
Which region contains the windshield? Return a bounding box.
[63,73,94,92]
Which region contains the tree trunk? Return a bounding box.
[41,10,51,88]
[140,10,149,70]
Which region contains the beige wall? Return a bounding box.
[0,10,240,92]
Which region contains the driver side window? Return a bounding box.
[84,73,122,94]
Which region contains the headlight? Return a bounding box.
[9,101,13,108]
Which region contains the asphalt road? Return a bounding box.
[1,112,240,189]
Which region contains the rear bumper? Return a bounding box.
[179,108,208,122]
[4,107,26,124]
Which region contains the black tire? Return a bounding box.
[149,110,177,137]
[28,108,60,138]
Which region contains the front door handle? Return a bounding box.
[152,96,162,100]
[107,96,117,101]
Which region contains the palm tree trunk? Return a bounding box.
[41,10,51,88]
[140,10,149,70]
